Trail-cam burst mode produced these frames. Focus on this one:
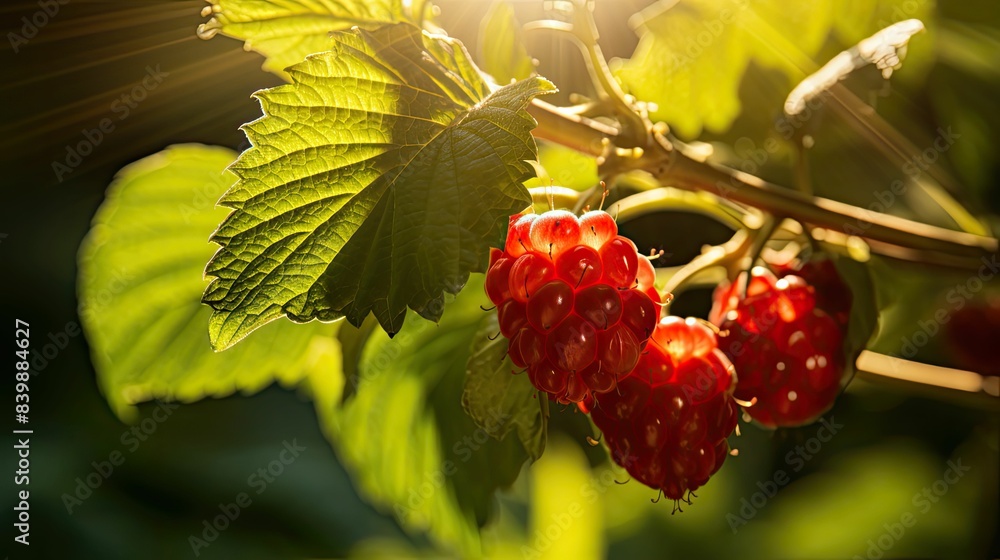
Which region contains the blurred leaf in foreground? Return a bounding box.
[78,144,338,420]
[315,276,531,555]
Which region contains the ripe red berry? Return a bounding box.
[518,327,546,364]
[620,289,658,343]
[485,210,658,403]
[555,245,603,288]
[600,236,640,289]
[497,299,527,337]
[710,267,847,428]
[509,252,554,302]
[529,210,581,257]
[505,214,537,258]
[579,210,618,249]
[574,284,622,329]
[485,256,514,306]
[597,324,641,377]
[546,314,598,372]
[636,254,656,291]
[582,316,739,502]
[526,280,574,330]
[775,257,853,329]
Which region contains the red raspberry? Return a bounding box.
[775,257,853,329]
[711,267,846,428]
[487,210,658,403]
[581,317,739,502]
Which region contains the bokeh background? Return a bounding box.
[1,0,998,558]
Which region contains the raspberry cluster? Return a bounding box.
[710,265,847,428]
[582,317,740,501]
[486,210,659,403]
[487,208,742,503]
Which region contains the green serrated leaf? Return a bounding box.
[312,276,530,554]
[78,144,340,420]
[479,0,535,85]
[198,0,419,79]
[203,22,555,349]
[462,313,546,460]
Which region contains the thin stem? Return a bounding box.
[566,1,648,147]
[854,350,1000,410]
[661,136,997,265]
[794,138,813,197]
[528,186,580,211]
[526,98,998,270]
[824,83,987,236]
[741,215,780,297]
[605,175,751,232]
[530,98,613,157]
[525,0,648,147]
[539,390,550,422]
[661,229,753,302]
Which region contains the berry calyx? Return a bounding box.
[582,316,739,502]
[710,267,848,428]
[485,209,658,403]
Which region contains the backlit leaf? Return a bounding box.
[202,23,555,349]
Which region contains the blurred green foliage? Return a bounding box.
[77,144,338,419]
